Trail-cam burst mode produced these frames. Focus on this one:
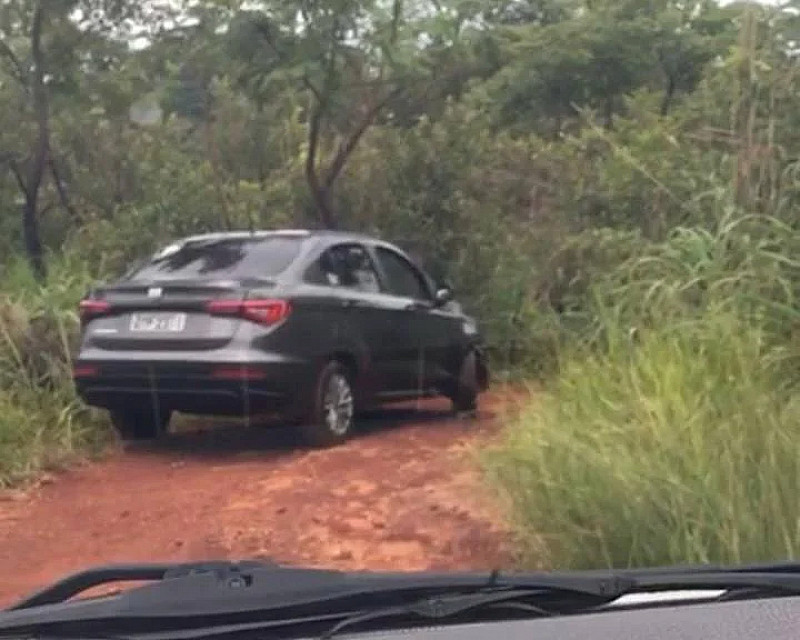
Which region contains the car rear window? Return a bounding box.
[127,237,304,281]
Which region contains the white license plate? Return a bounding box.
[129,312,187,333]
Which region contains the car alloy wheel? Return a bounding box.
[323,372,354,436]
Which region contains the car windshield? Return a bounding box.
[126,237,304,281]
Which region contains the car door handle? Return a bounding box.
[342,299,365,308]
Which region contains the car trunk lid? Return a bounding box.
[83,279,273,351]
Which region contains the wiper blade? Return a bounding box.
[8,562,800,639]
[0,562,634,636]
[7,561,278,611]
[6,563,634,614]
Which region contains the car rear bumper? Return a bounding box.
[73,352,315,417]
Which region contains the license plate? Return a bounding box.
[129,312,186,333]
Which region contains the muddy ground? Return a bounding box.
[0,390,528,606]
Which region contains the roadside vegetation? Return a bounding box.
[0,258,108,484]
[484,214,800,568]
[1,0,799,568]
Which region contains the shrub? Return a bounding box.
[484,210,800,568]
[0,255,110,486]
[484,310,800,569]
[0,386,108,488]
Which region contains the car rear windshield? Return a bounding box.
[126,237,304,282]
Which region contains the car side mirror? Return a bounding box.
[434,287,453,306]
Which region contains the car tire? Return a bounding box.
[300,361,356,448]
[110,406,172,441]
[450,349,482,414]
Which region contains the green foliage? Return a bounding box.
[0,385,106,488]
[605,214,800,334]
[484,211,800,568]
[484,310,800,569]
[0,255,110,486]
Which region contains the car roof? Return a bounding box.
[176,229,378,245]
[156,229,412,269]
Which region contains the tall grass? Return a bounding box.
[485,312,800,568]
[0,387,106,487]
[484,213,800,569]
[0,255,110,487]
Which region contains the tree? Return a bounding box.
[478,12,654,135]
[480,0,574,26]
[0,0,151,278]
[227,0,458,229]
[1,0,56,278]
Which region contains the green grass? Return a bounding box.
[483,310,800,569]
[0,387,108,487]
[0,255,111,487]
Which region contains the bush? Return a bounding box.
[484,310,800,569]
[484,209,800,568]
[0,386,107,488]
[0,255,110,487]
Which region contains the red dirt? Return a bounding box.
[0,389,529,607]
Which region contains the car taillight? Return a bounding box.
[206,299,291,326]
[79,299,110,323]
[73,364,99,378]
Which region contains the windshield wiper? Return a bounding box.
[6,561,800,639]
[0,562,633,638]
[6,562,277,611]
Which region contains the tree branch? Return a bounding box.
[305,97,336,228]
[22,0,48,279]
[251,19,326,103]
[27,1,49,195]
[253,19,282,58]
[303,39,341,229]
[302,73,323,103]
[49,153,81,223]
[390,0,402,45]
[38,201,56,218]
[323,84,404,189]
[0,38,27,85]
[0,150,20,164]
[7,159,28,195]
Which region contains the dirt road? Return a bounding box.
[0,390,524,606]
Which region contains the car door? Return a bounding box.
[303,242,410,399]
[371,245,462,394]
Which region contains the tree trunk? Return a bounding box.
[113,120,124,210]
[660,74,676,116]
[24,1,49,281]
[255,99,267,190]
[323,86,404,191]
[304,99,337,229]
[304,86,404,230]
[603,95,614,129]
[49,153,81,223]
[22,196,45,279]
[310,183,337,229]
